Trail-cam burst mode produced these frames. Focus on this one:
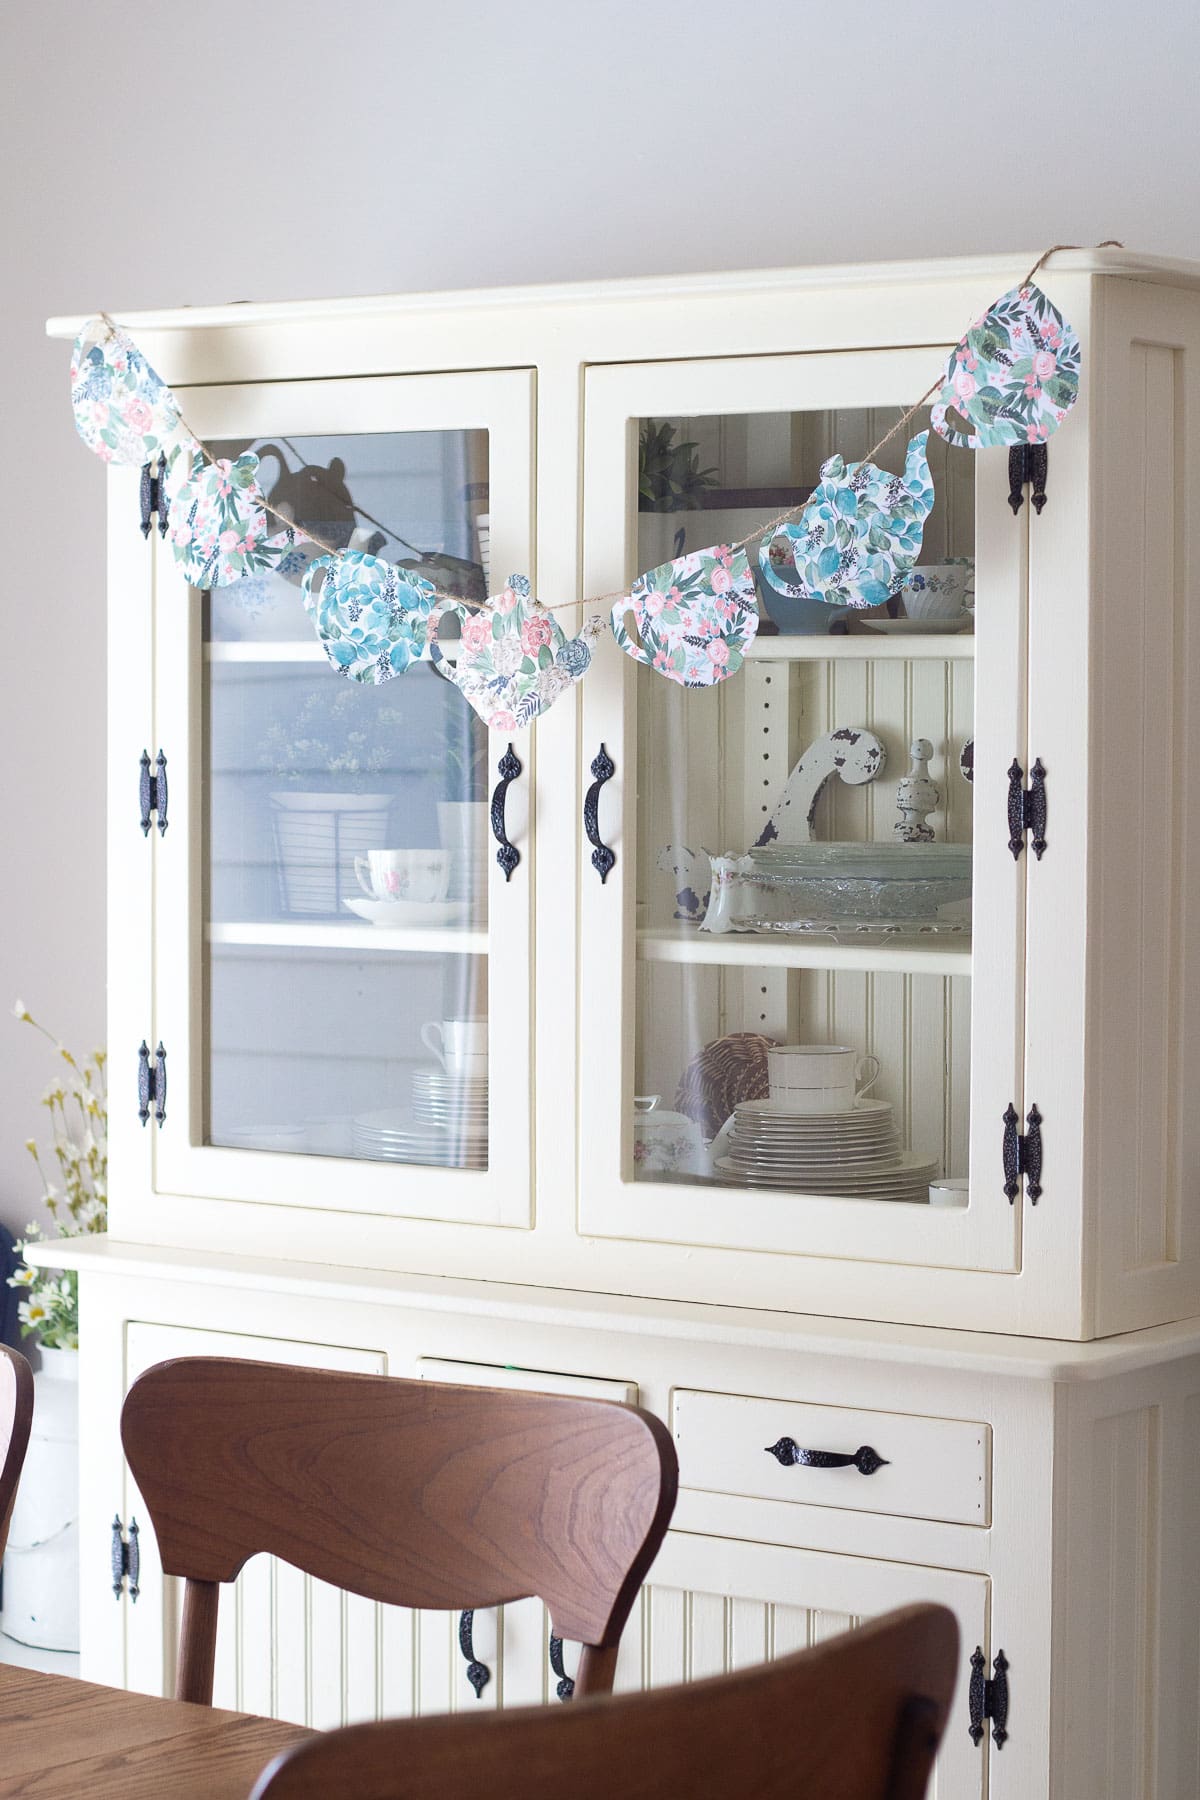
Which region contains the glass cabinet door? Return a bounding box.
[580,350,1027,1276]
[152,371,534,1227]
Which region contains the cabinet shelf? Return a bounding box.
[208,921,488,955]
[746,633,975,661]
[637,926,971,977]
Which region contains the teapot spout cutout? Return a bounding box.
[431,575,607,729]
[759,432,934,612]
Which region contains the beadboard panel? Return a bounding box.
[1082,282,1200,1332]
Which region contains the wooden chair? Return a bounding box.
[0,1342,34,1563]
[249,1602,958,1800]
[120,1356,677,1706]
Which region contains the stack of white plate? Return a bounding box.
[352,1104,487,1169]
[715,1098,937,1201]
[411,1067,489,1134]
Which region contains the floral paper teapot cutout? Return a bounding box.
[302,549,438,684]
[610,544,758,686]
[430,575,606,729]
[760,432,934,610]
[167,449,306,589]
[70,317,192,468]
[931,283,1081,449]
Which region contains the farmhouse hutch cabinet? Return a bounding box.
[41,248,1200,1797]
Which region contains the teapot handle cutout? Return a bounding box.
[931,401,983,453]
[609,599,653,668]
[427,596,473,683]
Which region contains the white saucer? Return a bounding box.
[861,615,974,635]
[343,897,470,928]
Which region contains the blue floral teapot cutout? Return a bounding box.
[430,575,607,729]
[759,432,934,611]
[302,549,439,684]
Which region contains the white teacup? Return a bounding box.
[355,849,450,904]
[902,560,975,621]
[768,1044,880,1112]
[421,1018,488,1076]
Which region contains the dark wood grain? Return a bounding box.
[0,1663,312,1798]
[250,1603,959,1800]
[0,1344,33,1562]
[121,1357,678,1704]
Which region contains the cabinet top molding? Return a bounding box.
[43,246,1200,341]
[24,1235,1200,1385]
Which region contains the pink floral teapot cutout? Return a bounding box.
[430,575,607,730]
[610,544,759,687]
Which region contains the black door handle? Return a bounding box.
[583,745,616,883]
[490,743,522,881]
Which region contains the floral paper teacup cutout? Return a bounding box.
[610,545,758,687]
[931,283,1081,449]
[431,574,607,729]
[166,451,305,589]
[302,549,439,684]
[759,432,934,611]
[70,317,192,468]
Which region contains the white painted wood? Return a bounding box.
[415,1358,636,1403]
[746,632,975,661]
[637,928,970,977]
[643,1531,988,1799]
[146,370,535,1233]
[672,1389,990,1526]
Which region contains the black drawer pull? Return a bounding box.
[765,1437,889,1476]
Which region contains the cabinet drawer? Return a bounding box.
[672,1389,990,1526]
[417,1357,638,1404]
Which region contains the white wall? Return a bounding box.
[0,0,1197,1234]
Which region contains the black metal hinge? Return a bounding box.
[968,1646,1009,1748]
[1007,441,1048,514]
[139,460,170,539]
[1003,1103,1043,1204]
[1007,758,1047,861]
[139,749,168,837]
[111,1514,140,1602]
[137,1040,167,1128]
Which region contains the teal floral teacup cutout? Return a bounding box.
[302,550,439,684]
[70,317,193,468]
[611,545,758,687]
[431,575,607,729]
[759,432,934,611]
[166,450,305,589]
[931,283,1081,449]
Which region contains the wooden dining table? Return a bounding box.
[0,1662,314,1797]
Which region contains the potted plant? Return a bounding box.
[2,1005,106,1654]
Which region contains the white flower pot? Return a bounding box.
[1,1347,79,1652]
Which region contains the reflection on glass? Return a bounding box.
[632,407,974,1202]
[203,429,491,1170]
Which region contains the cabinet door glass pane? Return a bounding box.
[204,428,492,1169]
[634,406,975,1207]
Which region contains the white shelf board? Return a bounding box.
[746,633,975,661]
[208,921,488,955]
[637,927,971,977]
[206,639,325,663]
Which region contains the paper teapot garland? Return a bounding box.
[759,432,934,611]
[67,267,1086,720]
[931,282,1081,449]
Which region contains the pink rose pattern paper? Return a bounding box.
[166,450,304,588]
[611,545,758,687]
[431,575,607,729]
[69,317,193,467]
[931,283,1081,450]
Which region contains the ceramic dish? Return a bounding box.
[343,896,470,928]
[860,615,974,635]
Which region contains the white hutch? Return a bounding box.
[41,249,1200,1798]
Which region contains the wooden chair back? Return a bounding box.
[249,1602,958,1800]
[121,1357,677,1706]
[0,1343,34,1561]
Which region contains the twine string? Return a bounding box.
[99,241,1119,618]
